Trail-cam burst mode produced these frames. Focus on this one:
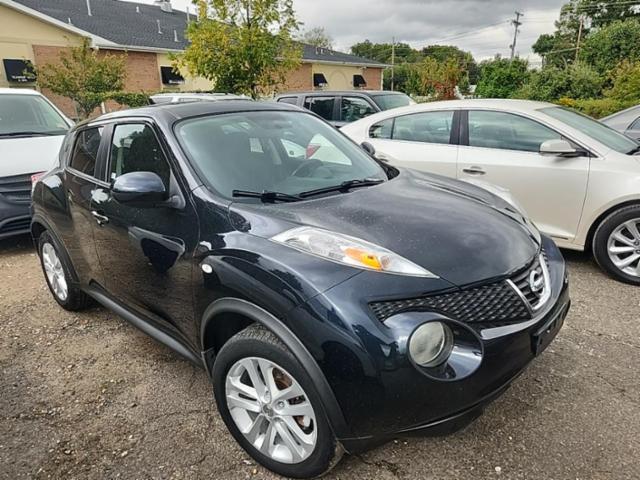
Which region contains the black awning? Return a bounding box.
[3,59,35,83]
[353,74,367,87]
[313,73,328,87]
[160,66,185,85]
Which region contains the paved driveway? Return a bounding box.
[1,234,638,479]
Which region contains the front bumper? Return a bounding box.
[0,196,31,239]
[288,235,569,445]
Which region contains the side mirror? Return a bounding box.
[539,139,584,157]
[361,141,376,157]
[112,171,167,207]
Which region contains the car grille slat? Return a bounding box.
[0,217,31,235]
[369,251,551,326]
[0,173,33,203]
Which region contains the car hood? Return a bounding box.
[0,135,64,177]
[229,169,540,287]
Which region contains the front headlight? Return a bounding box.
[272,226,437,277]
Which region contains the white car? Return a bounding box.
[0,88,73,239]
[342,99,640,284]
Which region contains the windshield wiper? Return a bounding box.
[298,178,385,198]
[0,131,60,138]
[232,190,302,203]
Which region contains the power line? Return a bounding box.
[430,19,512,43]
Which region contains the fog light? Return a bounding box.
[409,322,454,367]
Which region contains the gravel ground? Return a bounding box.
[1,233,639,480]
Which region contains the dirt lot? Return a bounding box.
[1,233,639,480]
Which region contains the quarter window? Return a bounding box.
[109,124,171,189]
[341,97,377,122]
[303,97,335,121]
[369,118,393,139]
[392,111,454,144]
[628,116,640,131]
[468,111,561,152]
[69,127,103,177]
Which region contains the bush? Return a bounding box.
[475,57,529,98]
[106,91,151,108]
[513,62,603,102]
[556,97,636,118]
[581,19,640,74]
[605,60,640,102]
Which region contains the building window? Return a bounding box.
[313,73,328,88]
[160,66,185,85]
[3,59,36,83]
[353,74,367,88]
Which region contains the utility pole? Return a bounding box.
[391,37,396,91]
[575,15,584,62]
[510,11,523,60]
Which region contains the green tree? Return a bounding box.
[514,62,602,102]
[605,60,640,102]
[475,57,529,98]
[350,40,420,64]
[581,0,640,28]
[581,19,640,73]
[36,38,126,119]
[417,57,463,100]
[383,63,421,94]
[180,0,302,98]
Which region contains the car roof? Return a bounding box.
[0,88,42,96]
[360,98,555,116]
[276,90,407,97]
[86,100,302,125]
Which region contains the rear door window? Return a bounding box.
[303,97,336,121]
[69,127,103,177]
[392,111,454,144]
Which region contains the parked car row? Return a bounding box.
[0,86,637,478]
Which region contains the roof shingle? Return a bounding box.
[9,0,387,66]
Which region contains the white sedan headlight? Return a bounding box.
[272,226,437,277]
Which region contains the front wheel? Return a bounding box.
[212,325,341,478]
[593,205,640,285]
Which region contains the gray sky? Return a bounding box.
[140,0,566,64]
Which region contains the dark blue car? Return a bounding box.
[31,101,570,478]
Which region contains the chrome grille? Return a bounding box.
[369,251,551,325]
[0,173,33,204]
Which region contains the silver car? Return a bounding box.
[601,105,640,141]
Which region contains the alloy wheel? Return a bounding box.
[607,218,640,277]
[42,242,68,301]
[225,357,317,464]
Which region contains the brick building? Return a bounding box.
[0,0,387,118]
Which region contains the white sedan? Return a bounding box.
[342,99,640,285]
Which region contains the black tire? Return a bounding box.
[592,204,640,285]
[38,231,90,311]
[212,324,341,478]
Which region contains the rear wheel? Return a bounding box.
[593,205,640,285]
[38,231,90,310]
[212,325,340,478]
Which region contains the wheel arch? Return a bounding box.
[200,297,351,440]
[585,199,640,252]
[30,214,80,284]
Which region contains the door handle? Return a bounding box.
[462,166,486,175]
[91,210,109,226]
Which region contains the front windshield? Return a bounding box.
[371,94,413,111]
[0,94,69,137]
[540,106,639,154]
[175,110,387,199]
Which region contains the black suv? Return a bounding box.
[275,90,414,127]
[32,101,569,478]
